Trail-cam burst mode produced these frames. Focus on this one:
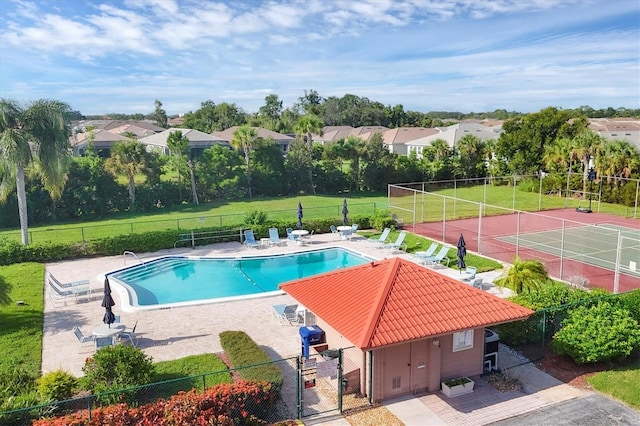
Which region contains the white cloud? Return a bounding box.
[0,0,637,115]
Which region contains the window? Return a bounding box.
[392,376,401,389]
[452,330,474,352]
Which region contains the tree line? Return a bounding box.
[89,91,639,134]
[1,98,638,245]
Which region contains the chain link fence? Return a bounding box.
[0,351,371,425]
[1,202,380,244]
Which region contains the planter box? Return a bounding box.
[441,377,475,397]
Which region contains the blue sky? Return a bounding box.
[1,0,638,116]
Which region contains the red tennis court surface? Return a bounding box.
[413,208,640,293]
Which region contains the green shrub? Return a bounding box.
[552,301,640,364]
[37,370,78,401]
[219,331,283,390]
[617,289,640,323]
[82,345,155,404]
[244,210,268,226]
[370,209,395,231]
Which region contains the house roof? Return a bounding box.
[280,257,533,350]
[211,126,294,143]
[138,128,229,148]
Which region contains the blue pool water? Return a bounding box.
[109,247,371,309]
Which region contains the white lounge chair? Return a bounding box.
[382,231,408,252]
[420,245,451,267]
[369,227,391,248]
[243,230,261,249]
[268,228,287,246]
[48,274,92,306]
[413,242,439,260]
[272,304,301,325]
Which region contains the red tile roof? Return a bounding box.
[280,257,534,349]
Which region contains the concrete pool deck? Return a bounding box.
[43,232,509,377]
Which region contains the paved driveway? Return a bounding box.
[489,393,640,425]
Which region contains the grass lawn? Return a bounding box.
[0,193,389,244]
[0,263,45,377]
[586,359,640,409]
[152,354,232,399]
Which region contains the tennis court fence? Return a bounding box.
[389,181,640,293]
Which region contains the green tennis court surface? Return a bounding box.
[497,224,640,277]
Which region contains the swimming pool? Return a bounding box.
[108,247,372,311]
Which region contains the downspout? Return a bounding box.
[368,350,374,404]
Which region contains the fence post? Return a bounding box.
[337,349,344,413]
[81,227,85,242]
[512,175,516,212]
[559,220,565,280]
[515,212,520,258]
[635,179,639,219]
[442,198,446,242]
[477,203,483,255]
[538,174,543,211]
[613,231,622,294]
[296,356,303,419]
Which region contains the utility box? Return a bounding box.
[300,325,325,359]
[484,328,499,371]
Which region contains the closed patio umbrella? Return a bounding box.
[101,277,116,327]
[342,198,349,225]
[457,233,467,271]
[296,201,303,229]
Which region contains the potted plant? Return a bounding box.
[441,376,475,397]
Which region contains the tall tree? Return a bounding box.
[569,129,605,195]
[231,126,258,198]
[0,98,73,244]
[153,99,168,128]
[294,114,324,195]
[167,130,198,205]
[258,94,283,131]
[104,140,148,211]
[456,135,487,180]
[597,140,639,184]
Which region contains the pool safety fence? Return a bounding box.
[0,348,370,425]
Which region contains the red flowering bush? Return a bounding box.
[31,380,272,425]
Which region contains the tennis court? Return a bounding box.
[497,224,640,278]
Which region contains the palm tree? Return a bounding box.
[494,257,550,294]
[0,98,73,245]
[104,140,148,211]
[343,135,367,192]
[596,140,639,185]
[231,126,258,198]
[294,114,324,194]
[167,130,198,205]
[569,129,605,196]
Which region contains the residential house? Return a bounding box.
[380,127,439,156]
[138,128,229,157]
[588,118,640,148]
[407,123,501,158]
[70,129,135,158]
[211,126,295,154]
[280,257,534,402]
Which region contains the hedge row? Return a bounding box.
[31,381,275,426]
[0,215,376,266]
[219,331,284,391]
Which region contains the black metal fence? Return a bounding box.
[0,349,371,425]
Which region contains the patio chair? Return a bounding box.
[73,326,94,344]
[369,227,391,248]
[286,227,297,241]
[272,303,302,325]
[420,245,451,268]
[243,230,261,249]
[119,320,138,347]
[268,228,287,246]
[48,273,92,306]
[95,336,114,349]
[382,231,408,252]
[461,266,477,282]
